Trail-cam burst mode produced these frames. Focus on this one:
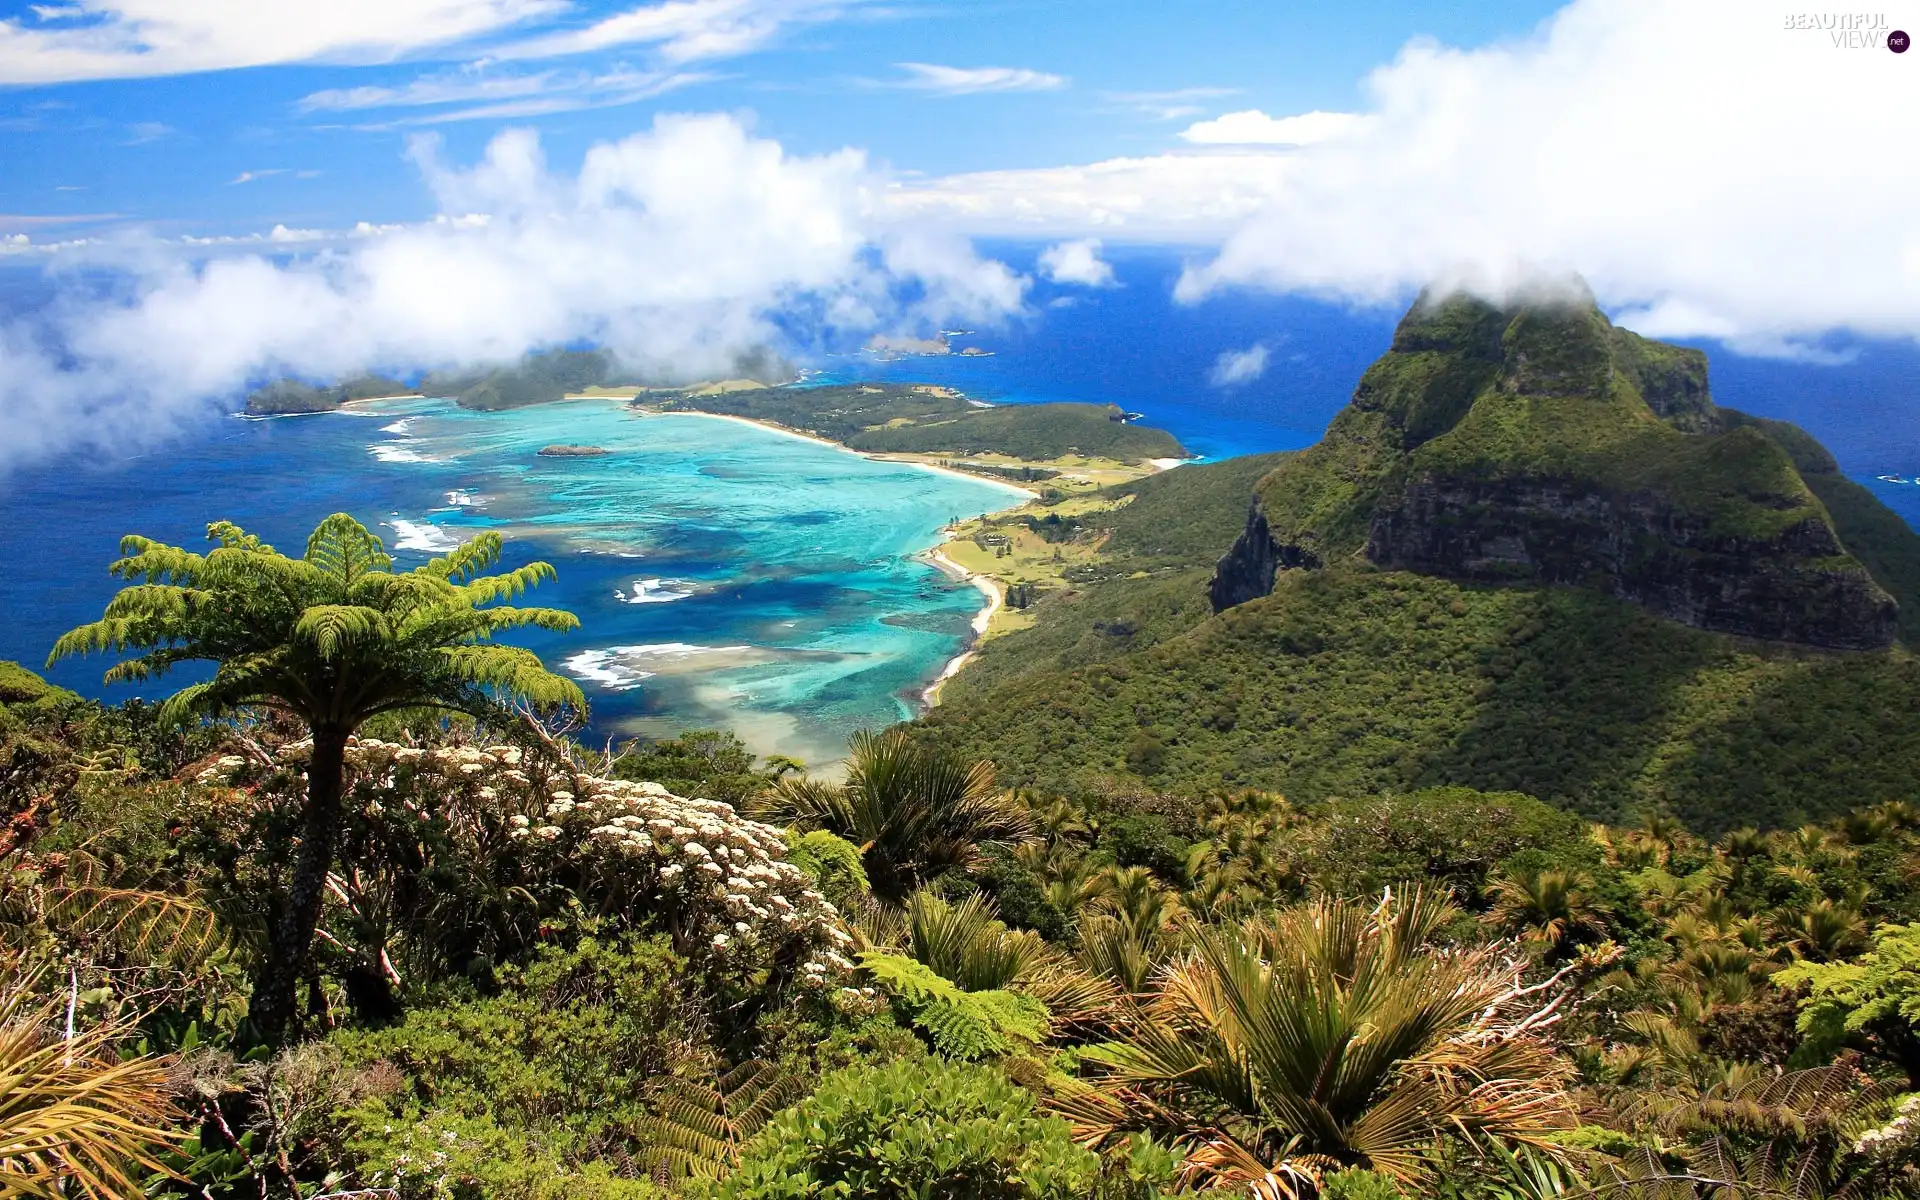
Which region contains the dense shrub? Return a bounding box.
[715,1058,1122,1200]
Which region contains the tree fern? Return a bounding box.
[49,514,582,1040]
[859,950,1050,1058]
[637,1060,804,1182]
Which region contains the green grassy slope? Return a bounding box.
[921,567,1920,833]
[659,383,1187,463]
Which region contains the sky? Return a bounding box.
[0,0,1916,467]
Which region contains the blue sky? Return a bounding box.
[0,0,1915,470]
[1,1,1565,235]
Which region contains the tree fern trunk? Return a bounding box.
[254,725,349,1043]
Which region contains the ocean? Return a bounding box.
[4,245,1919,766]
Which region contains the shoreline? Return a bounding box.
[638,407,1026,708]
[919,542,1004,708]
[635,408,1040,500]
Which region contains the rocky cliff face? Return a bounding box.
[1211,283,1902,650]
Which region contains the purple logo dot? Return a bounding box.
[1892,29,1912,52]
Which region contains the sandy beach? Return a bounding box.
[638,408,1038,499]
[919,542,1004,707]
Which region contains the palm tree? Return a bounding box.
[1485,868,1612,956]
[766,729,1031,903]
[1075,887,1576,1192]
[49,515,582,1040]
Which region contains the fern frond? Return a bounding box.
[418,532,503,583]
[293,605,392,658]
[458,561,559,605]
[303,513,392,583]
[637,1060,803,1181]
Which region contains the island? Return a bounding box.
[638,381,1187,480]
[244,374,415,415]
[535,444,612,458]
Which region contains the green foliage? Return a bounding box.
[49,513,584,730]
[767,729,1031,903]
[635,1061,804,1183]
[1298,786,1595,898]
[858,951,1050,1058]
[784,829,870,910]
[1779,921,1920,1081]
[922,565,1920,831]
[1087,449,1295,573]
[611,729,772,807]
[1320,1168,1407,1200]
[1080,887,1574,1188]
[425,348,621,411]
[658,382,1187,464]
[328,936,691,1194]
[714,1058,1116,1200]
[244,374,409,415]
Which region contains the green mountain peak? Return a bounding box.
[1212,282,1902,649]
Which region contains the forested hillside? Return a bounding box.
[920,287,1920,831]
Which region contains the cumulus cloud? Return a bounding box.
[1179,109,1366,146]
[1172,0,1920,352]
[891,63,1066,95]
[1036,238,1115,287]
[0,114,1027,470]
[1208,343,1269,387]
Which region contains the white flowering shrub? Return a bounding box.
[197,736,853,987]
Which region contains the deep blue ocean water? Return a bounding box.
[3,245,1918,766]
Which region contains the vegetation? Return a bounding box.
[425,349,625,411]
[244,375,411,416]
[16,285,1920,1198]
[651,382,1187,464]
[47,514,583,1040]
[924,564,1920,830]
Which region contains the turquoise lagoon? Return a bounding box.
[7,397,1026,769]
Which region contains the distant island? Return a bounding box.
[244,346,791,416]
[244,375,415,415]
[536,444,611,458]
[636,380,1189,488]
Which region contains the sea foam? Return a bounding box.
[369,443,429,464]
[385,519,460,552]
[614,578,696,604]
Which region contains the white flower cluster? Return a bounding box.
[1855,1094,1920,1159]
[196,736,854,984]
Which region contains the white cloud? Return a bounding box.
[1036,238,1114,287]
[1103,86,1241,121]
[886,151,1291,242]
[0,0,563,84]
[891,63,1066,95]
[0,114,1028,470]
[121,120,174,144]
[493,0,872,65]
[301,70,563,111]
[1173,0,1920,351]
[0,0,875,82]
[302,66,709,125]
[1179,109,1367,146]
[1208,343,1268,387]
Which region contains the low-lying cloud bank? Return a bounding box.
[0,113,1025,470]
